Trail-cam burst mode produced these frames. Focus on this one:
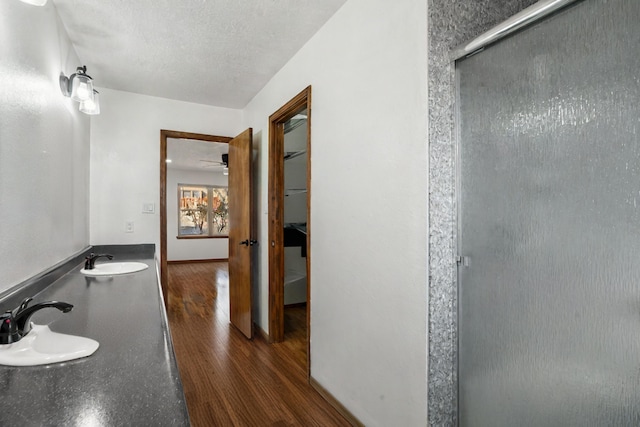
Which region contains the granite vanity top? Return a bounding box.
[0,245,189,426]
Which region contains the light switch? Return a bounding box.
[142,203,155,214]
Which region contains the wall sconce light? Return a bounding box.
[60,65,100,115]
[79,90,100,115]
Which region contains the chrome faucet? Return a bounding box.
[84,253,114,270]
[0,297,73,344]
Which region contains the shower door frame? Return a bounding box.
[452,0,635,424]
[426,0,584,424]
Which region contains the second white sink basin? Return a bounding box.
[80,262,148,276]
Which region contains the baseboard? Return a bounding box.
[167,258,228,264]
[310,376,364,427]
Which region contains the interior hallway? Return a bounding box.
[166,261,349,426]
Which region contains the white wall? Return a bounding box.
[89,89,243,251]
[0,1,90,293]
[243,0,428,424]
[167,168,229,260]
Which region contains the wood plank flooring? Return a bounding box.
[166,261,350,427]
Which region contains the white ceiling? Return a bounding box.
[167,138,228,172]
[51,0,347,108]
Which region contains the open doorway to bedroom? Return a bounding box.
[159,130,231,305]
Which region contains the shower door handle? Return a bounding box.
[456,255,471,267]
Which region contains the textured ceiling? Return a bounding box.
[51,0,347,108]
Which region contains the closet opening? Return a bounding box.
[268,86,311,374]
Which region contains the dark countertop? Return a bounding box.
[0,246,190,426]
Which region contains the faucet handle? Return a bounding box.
[0,298,30,344]
[84,253,114,270]
[0,311,20,344]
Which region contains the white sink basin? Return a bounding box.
[0,324,99,366]
[80,262,148,276]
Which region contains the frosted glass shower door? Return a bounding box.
[457,0,640,425]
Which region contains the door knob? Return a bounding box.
[239,240,249,246]
[249,239,258,246]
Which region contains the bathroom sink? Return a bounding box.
[80,262,148,276]
[0,324,99,366]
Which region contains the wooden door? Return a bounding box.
[228,128,253,339]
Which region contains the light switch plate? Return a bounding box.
[142,203,155,214]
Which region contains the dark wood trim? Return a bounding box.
[268,117,285,343]
[161,131,168,304]
[268,86,312,378]
[176,235,229,239]
[162,130,233,143]
[167,258,229,265]
[305,88,312,375]
[310,377,364,427]
[160,129,231,308]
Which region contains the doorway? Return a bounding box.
[456,0,640,424]
[268,87,311,368]
[160,130,231,303]
[160,129,254,338]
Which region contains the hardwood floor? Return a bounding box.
[282,304,307,369]
[166,262,350,427]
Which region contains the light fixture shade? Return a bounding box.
[19,0,48,5]
[79,90,100,115]
[71,74,94,102]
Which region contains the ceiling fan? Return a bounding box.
[199,153,228,168]
[199,159,225,168]
[199,154,229,175]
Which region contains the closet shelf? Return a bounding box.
[284,223,307,257]
[284,150,306,161]
[285,189,307,197]
[285,222,307,234]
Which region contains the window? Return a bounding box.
[178,185,229,237]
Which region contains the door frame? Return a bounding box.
[268,86,312,359]
[159,130,232,305]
